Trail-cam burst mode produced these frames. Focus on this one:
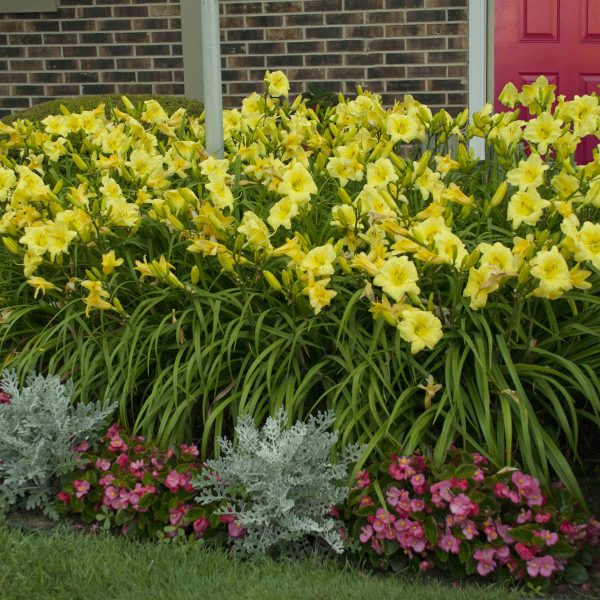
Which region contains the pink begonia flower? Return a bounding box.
[95,458,111,471]
[371,539,383,555]
[169,503,190,527]
[72,441,89,453]
[449,493,477,517]
[165,448,175,460]
[438,533,460,554]
[103,485,119,503]
[471,452,488,465]
[372,508,396,539]
[493,482,510,499]
[388,455,415,480]
[353,470,371,489]
[586,518,600,545]
[150,457,163,471]
[512,472,545,506]
[105,423,119,439]
[227,520,246,538]
[517,509,532,524]
[0,392,11,405]
[129,459,145,478]
[73,480,90,499]
[386,487,403,507]
[430,480,452,506]
[472,468,485,483]
[180,443,200,457]
[108,435,128,453]
[410,473,427,494]
[359,524,374,543]
[328,506,340,518]
[495,545,511,564]
[450,477,469,491]
[193,517,210,538]
[474,548,497,576]
[559,520,576,536]
[57,491,71,504]
[128,491,141,508]
[514,542,536,561]
[496,523,514,544]
[164,470,182,492]
[535,529,559,546]
[396,491,412,514]
[508,490,521,504]
[358,495,375,509]
[412,454,426,472]
[483,519,498,542]
[535,511,551,524]
[526,555,556,578]
[461,519,478,540]
[108,489,130,511]
[115,454,129,469]
[410,498,425,512]
[419,560,433,571]
[99,474,115,487]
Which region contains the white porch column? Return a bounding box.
[468,0,488,159]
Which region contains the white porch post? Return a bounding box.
[200,0,224,158]
[468,0,488,159]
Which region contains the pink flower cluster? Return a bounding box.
[56,424,217,542]
[351,450,599,586]
[0,392,11,405]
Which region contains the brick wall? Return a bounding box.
[221,0,468,113]
[0,0,468,117]
[0,0,184,116]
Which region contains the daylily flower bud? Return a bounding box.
[488,181,508,210]
[263,270,282,291]
[460,249,481,271]
[337,188,352,205]
[369,140,385,161]
[380,140,396,158]
[72,153,88,171]
[390,152,406,171]
[415,150,431,177]
[2,237,19,255]
[190,266,200,285]
[121,95,135,112]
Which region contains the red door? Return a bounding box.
[495,0,600,163]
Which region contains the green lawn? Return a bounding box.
[0,525,524,600]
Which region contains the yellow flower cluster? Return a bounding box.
[1,73,599,354]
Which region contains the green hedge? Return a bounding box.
[2,94,204,124]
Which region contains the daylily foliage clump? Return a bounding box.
[1,73,599,496]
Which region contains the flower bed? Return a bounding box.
[347,450,599,587]
[1,72,600,586]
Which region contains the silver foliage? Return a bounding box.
[0,370,115,518]
[193,409,362,557]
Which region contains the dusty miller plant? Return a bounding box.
[0,370,115,518]
[193,409,363,557]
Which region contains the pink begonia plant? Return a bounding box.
[346,449,600,587]
[57,425,220,542]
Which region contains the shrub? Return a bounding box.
[1,94,204,124]
[0,73,599,497]
[346,450,600,588]
[57,424,220,542]
[0,370,114,518]
[193,410,362,556]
